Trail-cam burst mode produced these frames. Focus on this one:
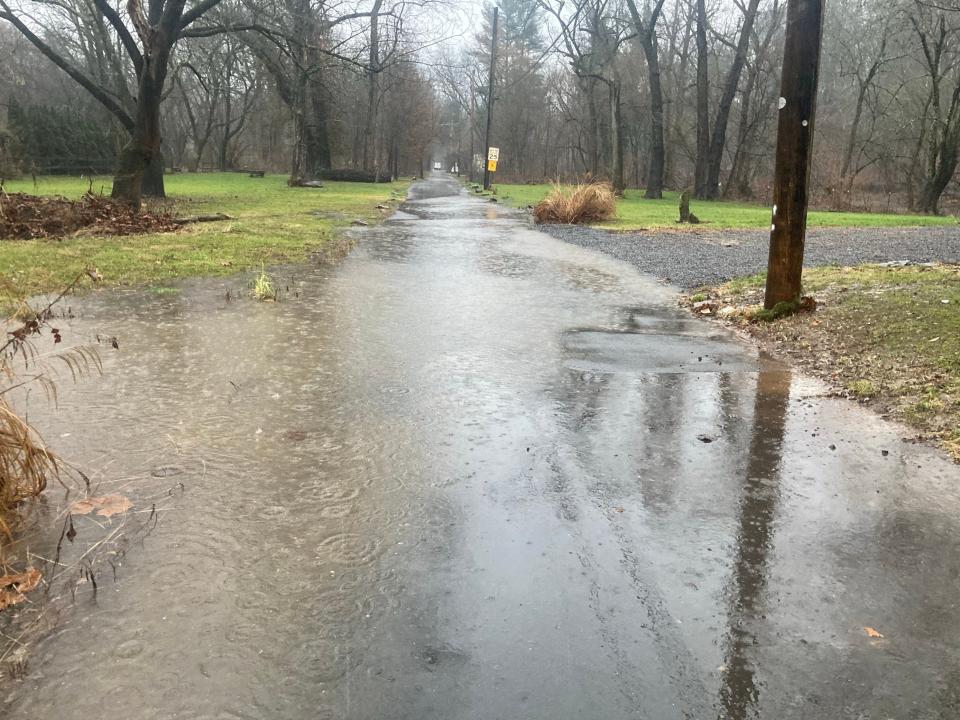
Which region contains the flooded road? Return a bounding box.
[4,175,960,718]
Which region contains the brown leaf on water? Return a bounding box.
[863,626,884,638]
[0,569,42,611]
[70,494,133,518]
[97,495,133,517]
[70,498,97,515]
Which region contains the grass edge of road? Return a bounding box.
[0,173,410,304]
[492,183,959,231]
[682,264,960,461]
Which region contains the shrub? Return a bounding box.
[533,181,616,225]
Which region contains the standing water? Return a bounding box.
[3,176,960,718]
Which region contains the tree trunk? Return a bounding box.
[625,0,667,198]
[218,136,229,171]
[700,0,762,200]
[610,78,625,194]
[308,83,333,173]
[363,0,384,172]
[918,137,960,214]
[694,0,710,196]
[585,79,601,176]
[725,61,759,198]
[142,152,165,197]
[642,32,666,199]
[840,85,869,186]
[111,53,167,207]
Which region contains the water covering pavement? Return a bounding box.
[3,175,960,718]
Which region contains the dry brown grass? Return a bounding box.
[0,272,101,542]
[533,181,617,225]
[0,399,59,539]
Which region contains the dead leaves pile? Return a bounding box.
[0,192,180,240]
[0,568,41,611]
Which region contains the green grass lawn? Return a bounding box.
[494,184,958,230]
[0,173,407,300]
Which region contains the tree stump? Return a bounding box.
[678,190,701,224]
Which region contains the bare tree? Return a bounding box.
[694,0,763,199]
[625,0,668,198]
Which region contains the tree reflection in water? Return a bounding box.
[719,369,792,720]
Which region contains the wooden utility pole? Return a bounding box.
[764,0,826,309]
[469,81,476,183]
[483,6,499,191]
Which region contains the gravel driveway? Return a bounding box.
[540,224,960,288]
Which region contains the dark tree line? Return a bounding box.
[0,0,450,204]
[5,0,960,214]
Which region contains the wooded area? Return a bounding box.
[438,0,960,216]
[1,0,960,214]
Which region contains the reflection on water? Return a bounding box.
[719,370,791,720]
[3,177,960,719]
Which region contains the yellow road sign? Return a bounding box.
[487,159,498,172]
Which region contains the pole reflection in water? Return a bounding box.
[718,369,792,720]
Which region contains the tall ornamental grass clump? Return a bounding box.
[533,181,617,225]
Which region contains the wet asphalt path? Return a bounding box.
[4,175,960,718]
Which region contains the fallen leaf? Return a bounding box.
[97,495,133,517]
[863,626,884,638]
[70,498,97,515]
[70,495,133,518]
[0,569,43,611]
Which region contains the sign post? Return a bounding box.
[483,6,499,190]
[487,147,499,174]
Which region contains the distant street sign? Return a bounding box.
[488,147,500,162]
[487,159,498,173]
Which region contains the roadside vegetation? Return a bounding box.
[0,270,101,546]
[532,181,616,224]
[0,173,407,301]
[685,264,960,460]
[495,184,959,231]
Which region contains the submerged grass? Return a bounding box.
[0,173,408,299]
[691,264,960,459]
[497,184,959,231]
[251,265,276,301]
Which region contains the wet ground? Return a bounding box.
[4,175,960,718]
